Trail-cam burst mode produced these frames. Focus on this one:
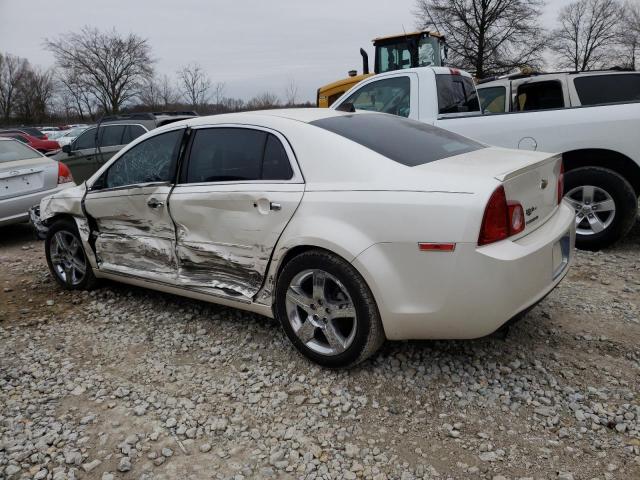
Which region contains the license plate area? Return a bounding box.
[0,170,44,198]
[552,232,571,279]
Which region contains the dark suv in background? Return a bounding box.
[52,111,197,182]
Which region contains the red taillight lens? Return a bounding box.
[57,162,73,184]
[479,186,510,245]
[478,186,525,246]
[557,160,564,205]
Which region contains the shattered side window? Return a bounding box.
[105,129,183,189]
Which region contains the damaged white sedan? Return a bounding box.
[33,109,575,367]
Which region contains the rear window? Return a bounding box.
[0,139,41,162]
[436,74,480,114]
[310,113,483,167]
[574,74,640,106]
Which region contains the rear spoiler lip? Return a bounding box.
[493,153,561,182]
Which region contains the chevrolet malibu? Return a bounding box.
[32,109,575,367]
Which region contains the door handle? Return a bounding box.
[147,198,164,209]
[270,202,282,211]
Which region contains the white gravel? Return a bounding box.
[0,222,639,479]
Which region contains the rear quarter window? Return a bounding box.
[574,74,640,105]
[310,113,483,167]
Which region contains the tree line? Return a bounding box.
[416,0,640,78]
[1,0,639,126]
[0,27,309,126]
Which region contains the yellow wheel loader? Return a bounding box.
[317,31,447,107]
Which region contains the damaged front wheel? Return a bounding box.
[45,219,98,290]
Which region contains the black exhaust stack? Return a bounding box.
[360,48,370,74]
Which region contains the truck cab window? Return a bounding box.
[478,86,507,114]
[342,76,411,118]
[515,81,564,111]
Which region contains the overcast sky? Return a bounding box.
[0,0,572,102]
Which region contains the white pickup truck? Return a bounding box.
[330,66,640,249]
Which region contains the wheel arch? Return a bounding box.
[562,149,640,196]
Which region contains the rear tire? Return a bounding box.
[274,250,385,368]
[564,167,637,250]
[45,219,98,290]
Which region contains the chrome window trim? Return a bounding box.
[87,181,171,194]
[72,123,150,151]
[177,123,304,186]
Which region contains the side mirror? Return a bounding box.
[62,144,72,155]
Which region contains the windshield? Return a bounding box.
[0,139,41,163]
[376,36,443,73]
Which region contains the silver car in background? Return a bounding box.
[0,137,75,227]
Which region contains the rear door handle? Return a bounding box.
[147,198,164,209]
[270,202,282,211]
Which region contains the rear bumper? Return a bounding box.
[352,202,576,340]
[0,183,75,227]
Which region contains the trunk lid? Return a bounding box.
[419,147,562,235]
[0,157,58,200]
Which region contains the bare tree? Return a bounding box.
[246,92,280,110]
[0,52,28,122]
[159,74,180,107]
[211,82,226,106]
[551,0,626,71]
[221,97,245,111]
[414,0,546,78]
[15,66,56,123]
[619,0,640,68]
[57,68,97,121]
[177,63,211,109]
[283,77,298,105]
[138,76,163,110]
[45,26,154,114]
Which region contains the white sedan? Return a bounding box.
[32,109,575,367]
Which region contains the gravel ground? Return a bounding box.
[1,220,639,480]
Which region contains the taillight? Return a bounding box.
[57,162,73,184]
[478,186,524,246]
[557,160,564,205]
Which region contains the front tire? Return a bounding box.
[45,219,97,290]
[275,250,385,368]
[564,167,637,250]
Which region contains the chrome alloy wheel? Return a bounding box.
[50,231,86,286]
[565,185,616,236]
[285,269,357,356]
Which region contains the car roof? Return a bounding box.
[169,108,357,129]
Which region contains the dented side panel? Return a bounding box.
[168,184,303,299]
[83,185,178,282]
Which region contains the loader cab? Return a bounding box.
[374,32,446,74]
[317,31,446,108]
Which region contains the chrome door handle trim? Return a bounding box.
[147,198,164,208]
[270,202,282,211]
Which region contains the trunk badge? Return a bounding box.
[540,179,549,189]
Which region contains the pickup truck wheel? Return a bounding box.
[564,167,637,250]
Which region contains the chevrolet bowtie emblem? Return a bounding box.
[540,179,549,189]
